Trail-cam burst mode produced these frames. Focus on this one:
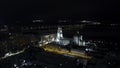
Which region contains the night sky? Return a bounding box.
[0,0,120,24]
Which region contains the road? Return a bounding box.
[41,45,91,59]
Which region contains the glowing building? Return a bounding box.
[55,27,70,46]
[56,27,63,42]
[73,35,86,46]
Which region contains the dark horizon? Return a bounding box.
[0,0,120,24]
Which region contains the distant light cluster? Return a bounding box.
[33,20,44,23]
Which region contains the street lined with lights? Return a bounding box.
[42,45,91,59]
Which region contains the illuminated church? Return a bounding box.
[55,27,86,46]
